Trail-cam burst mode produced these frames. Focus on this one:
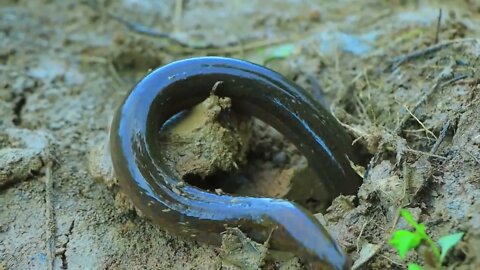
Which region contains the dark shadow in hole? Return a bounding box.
[182,171,248,195]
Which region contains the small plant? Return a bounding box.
[389,209,464,269]
[259,43,295,65]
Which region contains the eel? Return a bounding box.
[110,57,361,269]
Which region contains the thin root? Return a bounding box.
[402,104,437,140]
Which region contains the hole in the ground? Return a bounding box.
[159,108,305,200]
[12,95,26,126]
[182,171,244,194]
[158,98,371,212]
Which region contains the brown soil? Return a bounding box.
[0,0,479,269]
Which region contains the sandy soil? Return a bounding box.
[1,0,479,269]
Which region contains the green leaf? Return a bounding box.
[257,47,265,54]
[262,44,295,64]
[400,209,430,241]
[438,232,464,263]
[408,263,423,270]
[415,223,428,240]
[269,44,295,58]
[389,230,422,259]
[400,209,419,228]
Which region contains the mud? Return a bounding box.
[160,94,251,180]
[0,0,479,269]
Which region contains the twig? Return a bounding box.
[108,13,194,48]
[173,0,183,33]
[395,72,468,136]
[108,62,126,87]
[390,38,476,70]
[85,0,327,55]
[330,111,369,139]
[434,9,442,44]
[207,35,300,54]
[463,149,480,165]
[78,55,109,64]
[380,254,405,267]
[402,104,437,140]
[333,49,348,104]
[394,77,442,134]
[391,43,449,70]
[455,77,480,86]
[45,160,55,270]
[395,73,467,144]
[406,148,447,160]
[356,217,374,253]
[108,12,304,53]
[440,74,468,87]
[429,120,450,155]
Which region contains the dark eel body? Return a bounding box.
[110,57,361,269]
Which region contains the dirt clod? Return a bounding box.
[160,94,251,180]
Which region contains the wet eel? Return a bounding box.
[110,57,362,269]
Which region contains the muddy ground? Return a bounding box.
[0,0,479,269]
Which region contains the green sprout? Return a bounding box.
[389,209,464,269]
[260,43,295,65]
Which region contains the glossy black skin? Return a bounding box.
[110,57,361,269]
